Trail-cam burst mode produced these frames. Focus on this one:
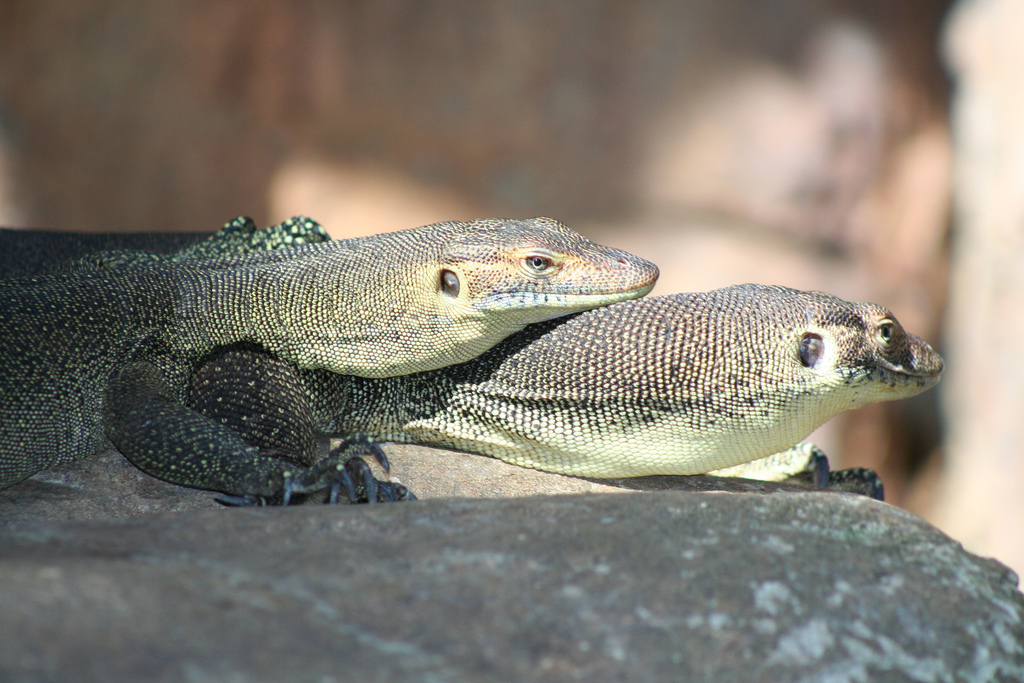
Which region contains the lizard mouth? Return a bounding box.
[481,279,656,313]
[877,353,943,380]
[875,360,943,391]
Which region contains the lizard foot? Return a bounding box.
[215,435,415,507]
[707,443,830,485]
[783,466,885,501]
[825,467,884,501]
[706,445,883,500]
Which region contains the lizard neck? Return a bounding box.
[169,243,500,377]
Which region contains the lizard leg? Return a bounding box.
[102,353,408,504]
[707,444,884,500]
[185,344,413,504]
[785,466,885,501]
[172,215,331,261]
[54,217,332,274]
[707,444,830,485]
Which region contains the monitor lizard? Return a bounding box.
[189,283,940,500]
[0,216,659,503]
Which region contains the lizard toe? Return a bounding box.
[826,467,885,501]
[808,446,831,489]
[376,481,416,502]
[282,434,411,505]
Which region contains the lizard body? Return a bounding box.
[0,216,657,500]
[0,215,331,277]
[304,284,942,479]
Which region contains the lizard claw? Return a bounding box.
[340,468,358,503]
[377,482,416,502]
[333,455,378,504]
[827,467,885,501]
[369,441,390,474]
[325,433,390,474]
[278,433,410,505]
[328,474,356,505]
[808,446,830,489]
[359,459,378,504]
[282,478,296,506]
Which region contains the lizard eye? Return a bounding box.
[441,270,460,297]
[799,332,824,368]
[877,320,895,347]
[523,254,554,274]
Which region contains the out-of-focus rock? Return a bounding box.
[0,128,25,226]
[933,0,1024,579]
[0,2,950,234]
[268,157,480,239]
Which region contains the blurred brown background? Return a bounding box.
[1,1,1020,576]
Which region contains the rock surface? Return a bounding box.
[2,446,1023,682]
[2,489,1022,682]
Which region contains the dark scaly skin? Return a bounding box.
[1,217,399,504]
[0,217,377,503]
[0,215,330,277]
[182,343,409,505]
[0,216,389,505]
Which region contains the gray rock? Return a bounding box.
[2,489,1022,682]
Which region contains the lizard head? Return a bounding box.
[268,216,657,378]
[395,216,659,371]
[385,216,655,374]
[795,290,944,408]
[432,216,659,321]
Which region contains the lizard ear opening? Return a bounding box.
[441,269,461,297]
[799,332,824,368]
